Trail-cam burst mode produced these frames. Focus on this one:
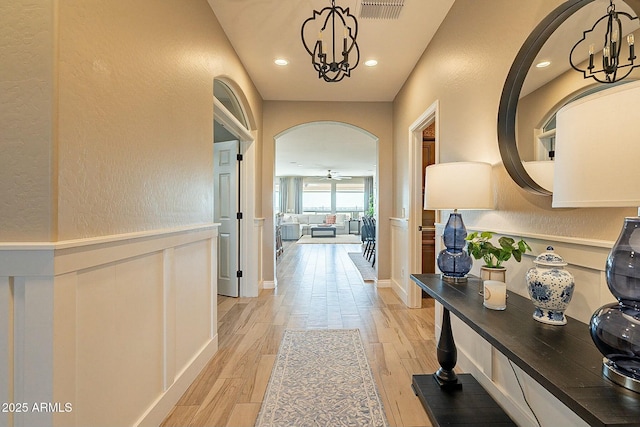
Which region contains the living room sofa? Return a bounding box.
[280,213,351,240]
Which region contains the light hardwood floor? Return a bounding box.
[161,241,438,427]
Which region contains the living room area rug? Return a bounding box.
[255,329,389,427]
[296,234,362,244]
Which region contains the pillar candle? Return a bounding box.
[483,280,507,310]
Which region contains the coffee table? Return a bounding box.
[310,225,336,238]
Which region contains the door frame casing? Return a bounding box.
[407,100,439,308]
[214,97,258,297]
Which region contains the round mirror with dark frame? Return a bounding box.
[497,0,640,196]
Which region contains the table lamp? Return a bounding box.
[553,80,640,393]
[523,160,554,193]
[424,162,494,282]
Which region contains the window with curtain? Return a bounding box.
[336,179,365,212]
[302,180,331,213]
[302,177,366,214]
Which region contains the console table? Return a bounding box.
[410,273,640,427]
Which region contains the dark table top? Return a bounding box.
[411,273,640,427]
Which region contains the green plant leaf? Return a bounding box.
[498,236,515,249]
[466,231,530,267]
[480,231,494,239]
[513,251,522,262]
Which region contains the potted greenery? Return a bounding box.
[465,231,532,283]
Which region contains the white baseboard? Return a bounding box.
[136,335,219,427]
[263,280,276,289]
[389,278,407,304]
[376,278,391,288]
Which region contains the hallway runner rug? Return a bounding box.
[255,329,389,427]
[348,252,376,282]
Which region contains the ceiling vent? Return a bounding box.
[359,1,404,20]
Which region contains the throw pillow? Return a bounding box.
[325,214,336,224]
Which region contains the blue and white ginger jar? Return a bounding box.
[526,246,575,325]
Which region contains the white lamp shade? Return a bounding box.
[424,162,494,210]
[523,160,554,193]
[553,80,640,208]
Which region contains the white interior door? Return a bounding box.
[214,140,240,297]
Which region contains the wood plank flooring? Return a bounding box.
[161,241,438,427]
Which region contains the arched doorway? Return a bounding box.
[273,122,378,284]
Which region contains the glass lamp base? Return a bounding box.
[590,217,640,393]
[442,274,468,283]
[603,357,640,393]
[437,213,472,280]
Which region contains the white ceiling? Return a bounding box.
[208,0,454,176]
[206,0,455,102]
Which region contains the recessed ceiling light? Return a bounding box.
[274,59,288,66]
[536,60,551,68]
[364,59,378,67]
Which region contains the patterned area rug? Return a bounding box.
[255,329,389,427]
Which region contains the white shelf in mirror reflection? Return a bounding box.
[523,160,554,193]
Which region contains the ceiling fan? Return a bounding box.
[320,170,352,181]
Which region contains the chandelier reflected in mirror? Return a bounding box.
[570,0,640,83]
[301,0,360,82]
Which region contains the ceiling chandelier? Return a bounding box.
[570,0,639,83]
[301,0,360,82]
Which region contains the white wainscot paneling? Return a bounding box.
[390,218,409,302]
[0,225,218,427]
[174,240,214,375]
[0,277,12,427]
[75,254,164,427]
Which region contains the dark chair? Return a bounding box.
[362,216,376,266]
[275,213,284,259]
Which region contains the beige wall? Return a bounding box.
[393,0,634,245]
[1,0,263,241]
[1,0,55,241]
[262,101,393,283]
